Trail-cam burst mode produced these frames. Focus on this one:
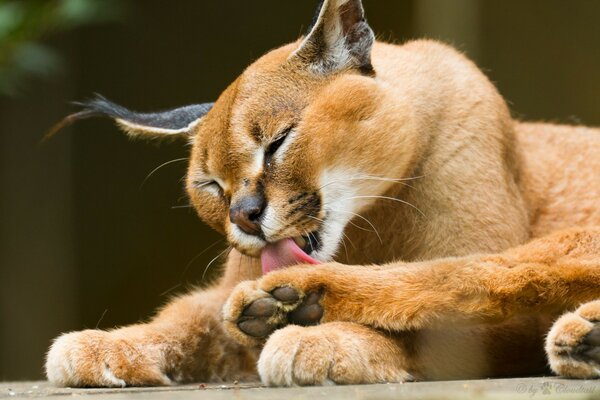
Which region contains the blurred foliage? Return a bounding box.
[0,0,125,96]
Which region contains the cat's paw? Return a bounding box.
[546,300,600,378]
[46,329,171,387]
[223,279,323,346]
[258,322,414,386]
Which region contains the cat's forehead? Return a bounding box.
[191,45,325,178]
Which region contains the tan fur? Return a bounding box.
[47,0,600,387]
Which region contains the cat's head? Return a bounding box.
[51,0,420,269]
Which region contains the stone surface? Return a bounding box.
[2,378,600,399]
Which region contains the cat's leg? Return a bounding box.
[46,250,261,387]
[258,322,413,386]
[223,228,600,344]
[257,316,551,386]
[546,300,600,378]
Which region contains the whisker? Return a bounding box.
[180,238,225,280]
[303,229,315,254]
[340,230,356,249]
[140,157,188,188]
[95,309,108,329]
[351,174,421,190]
[337,232,350,260]
[333,195,426,217]
[202,246,232,282]
[308,215,356,250]
[264,210,321,240]
[317,174,425,192]
[326,208,383,244]
[171,205,194,209]
[306,215,326,224]
[159,283,183,297]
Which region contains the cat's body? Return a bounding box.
[46,0,600,387]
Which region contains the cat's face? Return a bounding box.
[181,0,425,264]
[185,43,412,262]
[57,1,418,266]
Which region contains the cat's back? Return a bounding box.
[517,122,600,237]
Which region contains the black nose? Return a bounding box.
[229,195,266,236]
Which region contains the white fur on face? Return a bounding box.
[314,169,359,261]
[204,181,223,197]
[315,168,391,261]
[273,129,297,165]
[249,148,265,177]
[230,224,266,248]
[190,175,227,197]
[260,205,279,239]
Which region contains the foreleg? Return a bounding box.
[224,228,600,342]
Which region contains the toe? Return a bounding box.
[238,318,276,338]
[577,300,600,322]
[289,292,323,326]
[243,298,278,318]
[582,324,600,347]
[271,286,300,303]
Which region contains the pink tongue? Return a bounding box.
[261,238,320,274]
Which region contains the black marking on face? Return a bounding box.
[288,192,309,205]
[306,231,322,252]
[303,192,322,217]
[299,228,323,254]
[255,180,266,205]
[250,123,262,143]
[278,213,318,239]
[285,192,321,219]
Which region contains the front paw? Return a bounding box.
[222,268,329,346]
[258,322,414,386]
[46,329,171,387]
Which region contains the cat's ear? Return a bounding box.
[292,0,375,75]
[46,94,214,142]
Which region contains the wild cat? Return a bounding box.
[46,0,600,387]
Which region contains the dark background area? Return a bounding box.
[0,0,598,380]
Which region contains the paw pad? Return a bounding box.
[237,287,323,338]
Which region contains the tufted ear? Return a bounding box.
[46,94,214,141]
[292,0,375,75]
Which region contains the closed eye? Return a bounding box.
[265,125,294,167]
[193,179,223,195]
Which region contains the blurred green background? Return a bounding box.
[0,0,598,381]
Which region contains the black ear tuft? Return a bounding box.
[293,0,375,76]
[306,0,326,35]
[45,94,214,141]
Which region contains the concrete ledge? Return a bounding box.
[2,378,600,399]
